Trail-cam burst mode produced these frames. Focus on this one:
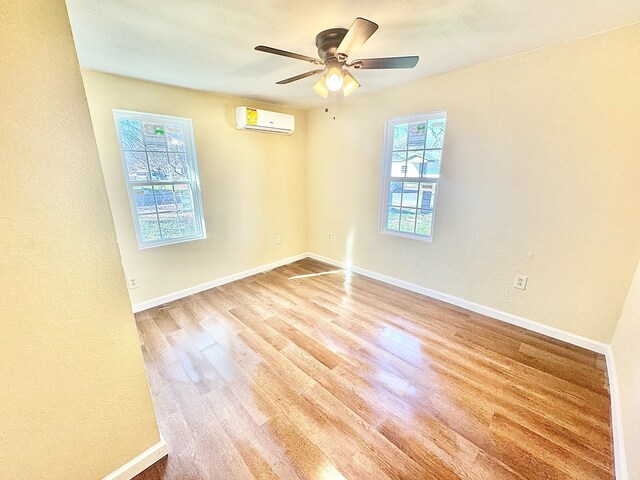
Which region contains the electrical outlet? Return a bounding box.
[327,233,333,242]
[514,274,528,290]
[127,276,139,289]
[275,235,281,245]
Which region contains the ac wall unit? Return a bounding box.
[234,106,295,135]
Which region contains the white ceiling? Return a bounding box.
[66,0,640,109]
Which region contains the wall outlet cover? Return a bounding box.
[514,274,528,290]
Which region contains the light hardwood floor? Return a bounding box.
[133,258,613,479]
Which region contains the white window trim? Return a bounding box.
[113,109,207,249]
[378,110,447,243]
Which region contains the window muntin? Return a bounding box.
[380,112,447,241]
[113,110,206,249]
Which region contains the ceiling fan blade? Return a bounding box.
[276,69,324,85]
[336,17,379,59]
[255,45,322,64]
[351,56,419,69]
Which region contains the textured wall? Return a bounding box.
[305,23,640,343]
[81,71,308,307]
[612,260,640,479]
[0,1,160,478]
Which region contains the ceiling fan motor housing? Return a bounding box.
[315,28,348,61]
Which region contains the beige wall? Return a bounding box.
[612,259,640,479]
[81,71,308,307]
[0,1,160,479]
[306,23,640,343]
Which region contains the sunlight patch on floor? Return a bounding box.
[288,269,344,280]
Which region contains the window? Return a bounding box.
[380,111,447,242]
[113,110,206,249]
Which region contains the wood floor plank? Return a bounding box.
[265,315,343,370]
[281,341,392,429]
[229,307,291,351]
[133,258,614,480]
[319,293,612,434]
[204,381,303,479]
[261,413,346,480]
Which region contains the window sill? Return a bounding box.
[379,228,433,243]
[137,233,207,250]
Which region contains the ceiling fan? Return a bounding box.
[255,17,419,98]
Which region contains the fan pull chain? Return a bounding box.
[324,93,338,121]
[333,92,337,120]
[324,93,337,120]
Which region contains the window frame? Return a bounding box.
[378,111,447,243]
[113,109,206,249]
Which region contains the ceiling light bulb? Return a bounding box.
[325,66,344,92]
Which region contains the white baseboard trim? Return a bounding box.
[102,438,168,480]
[131,253,308,313]
[306,252,609,355]
[605,347,628,480]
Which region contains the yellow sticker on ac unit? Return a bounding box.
[246,108,258,125]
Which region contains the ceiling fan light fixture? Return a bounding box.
[342,71,360,97]
[256,17,420,99]
[325,65,344,92]
[312,76,329,97]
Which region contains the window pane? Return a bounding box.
[179,211,197,236]
[148,152,188,181]
[175,184,194,211]
[401,182,419,207]
[388,181,403,206]
[392,123,408,150]
[158,212,180,239]
[406,152,423,177]
[418,183,436,210]
[119,119,144,151]
[386,206,400,230]
[408,122,427,150]
[416,209,433,236]
[426,118,446,148]
[166,124,186,152]
[143,123,168,151]
[138,214,160,241]
[153,185,176,212]
[400,208,417,233]
[125,151,150,181]
[168,153,189,180]
[148,152,170,181]
[391,151,407,177]
[422,150,442,177]
[132,186,156,214]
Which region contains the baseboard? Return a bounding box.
[102,438,168,480]
[133,249,609,353]
[131,253,308,313]
[605,347,628,480]
[306,252,609,355]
